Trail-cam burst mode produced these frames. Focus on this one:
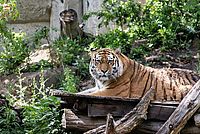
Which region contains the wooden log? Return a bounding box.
[61,112,200,133]
[84,87,155,134]
[105,114,116,134]
[194,113,200,127]
[61,108,86,130]
[136,120,200,134]
[156,79,200,134]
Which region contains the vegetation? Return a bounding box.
[0,0,199,133]
[0,0,29,75]
[85,0,200,58]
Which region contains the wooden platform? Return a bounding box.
[52,90,200,133]
[53,90,179,120]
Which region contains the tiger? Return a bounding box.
[77,48,200,101]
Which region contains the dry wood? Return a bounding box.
[156,79,200,134]
[61,111,200,133]
[105,114,116,134]
[84,87,155,134]
[194,113,200,127]
[137,121,200,134]
[61,108,86,130]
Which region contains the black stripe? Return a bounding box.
[174,70,181,84]
[135,64,141,83]
[180,90,184,100]
[191,73,200,83]
[162,79,167,100]
[141,71,151,97]
[173,78,179,100]
[172,86,176,100]
[181,72,187,84]
[138,67,147,82]
[181,72,189,85]
[185,73,194,84]
[116,57,119,67]
[154,77,158,100]
[169,75,172,90]
[115,81,130,96]
[132,61,136,77]
[169,75,173,100]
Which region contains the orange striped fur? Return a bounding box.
[78,48,200,101]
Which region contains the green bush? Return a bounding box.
[52,37,90,79]
[2,68,64,134]
[0,104,23,134]
[90,29,135,55]
[84,0,141,30]
[0,0,30,75]
[139,0,200,50]
[0,32,30,75]
[52,37,85,65]
[85,0,200,56]
[60,67,78,93]
[23,96,62,134]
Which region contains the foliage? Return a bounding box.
[23,96,62,134]
[83,0,141,30]
[90,29,136,56]
[0,0,19,21]
[0,104,23,134]
[52,37,90,79]
[30,26,50,48]
[85,0,200,57]
[53,37,85,65]
[60,67,78,93]
[138,0,200,50]
[0,32,30,75]
[2,68,64,134]
[0,0,30,75]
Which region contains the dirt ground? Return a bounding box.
[144,40,199,72]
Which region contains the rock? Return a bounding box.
[0,67,63,98]
[9,0,51,23]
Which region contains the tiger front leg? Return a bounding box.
[76,87,98,95]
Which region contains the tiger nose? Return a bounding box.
[101,69,107,74]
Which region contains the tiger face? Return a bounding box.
[89,49,123,82]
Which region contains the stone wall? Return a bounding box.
[8,0,51,38]
[8,0,146,41]
[8,0,84,42]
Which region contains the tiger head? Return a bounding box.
[89,48,124,82]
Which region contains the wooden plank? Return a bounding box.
[84,87,155,134]
[88,104,133,117]
[52,90,179,121]
[147,105,176,121]
[88,104,176,120]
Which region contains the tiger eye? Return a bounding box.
[95,59,101,65]
[108,60,113,64]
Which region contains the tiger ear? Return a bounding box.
[89,48,97,56]
[115,48,121,54]
[90,48,97,52]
